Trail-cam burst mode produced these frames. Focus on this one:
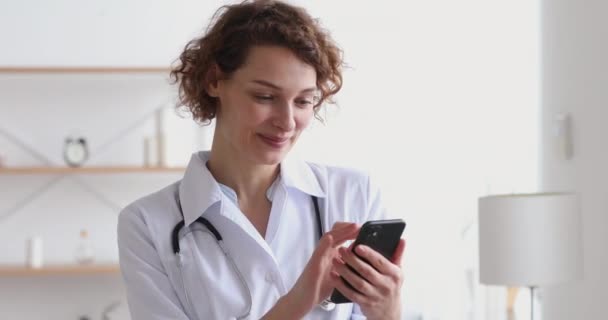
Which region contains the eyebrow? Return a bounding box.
[250,79,317,93]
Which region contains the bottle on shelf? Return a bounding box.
[143,136,156,167]
[74,229,95,265]
[26,236,43,268]
[155,108,167,167]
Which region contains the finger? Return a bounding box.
[331,221,357,230]
[332,256,374,296]
[329,222,359,239]
[354,245,400,276]
[328,222,357,233]
[391,239,406,265]
[338,246,382,286]
[316,226,358,254]
[326,223,359,247]
[329,271,367,305]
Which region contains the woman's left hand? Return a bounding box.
[330,238,406,320]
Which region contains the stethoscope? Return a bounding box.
[171,194,336,320]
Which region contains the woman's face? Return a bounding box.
[209,45,318,165]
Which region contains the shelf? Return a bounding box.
[0,66,170,74]
[0,264,120,277]
[0,166,186,175]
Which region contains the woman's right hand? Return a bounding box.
[263,222,359,319]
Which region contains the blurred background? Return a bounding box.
[0,0,604,319]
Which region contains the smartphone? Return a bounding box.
[329,219,406,304]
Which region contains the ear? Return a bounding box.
[206,64,223,98]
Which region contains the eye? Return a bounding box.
[253,94,274,102]
[295,98,314,108]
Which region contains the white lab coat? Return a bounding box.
[118,151,389,320]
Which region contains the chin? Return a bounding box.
[251,144,293,165]
[255,151,287,166]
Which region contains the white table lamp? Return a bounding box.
[478,192,583,320]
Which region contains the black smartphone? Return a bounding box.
[329,218,406,304]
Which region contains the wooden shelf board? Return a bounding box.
[0,166,186,174]
[0,66,170,74]
[0,264,120,276]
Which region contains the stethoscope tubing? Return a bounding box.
[172,195,334,319]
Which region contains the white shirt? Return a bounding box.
[118,151,389,320]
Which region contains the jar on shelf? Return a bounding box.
[74,229,95,265]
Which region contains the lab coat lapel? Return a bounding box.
[220,194,281,267]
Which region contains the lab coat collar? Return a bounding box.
[281,154,326,198]
[179,151,326,226]
[179,151,223,226]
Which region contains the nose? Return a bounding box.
[272,101,296,131]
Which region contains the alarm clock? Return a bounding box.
[63,137,89,167]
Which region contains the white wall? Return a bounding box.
[0,0,218,66]
[540,0,608,319]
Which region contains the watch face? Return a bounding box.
[64,138,88,167]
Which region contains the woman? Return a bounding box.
[117,1,405,319]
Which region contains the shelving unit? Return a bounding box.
[0,66,170,74]
[0,264,120,277]
[0,68,182,320]
[0,66,186,222]
[0,166,186,175]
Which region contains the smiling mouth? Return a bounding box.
[258,134,290,148]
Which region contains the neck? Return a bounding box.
[207,142,279,206]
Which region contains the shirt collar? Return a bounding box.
[178,151,326,226]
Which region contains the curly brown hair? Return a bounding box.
[170,0,344,124]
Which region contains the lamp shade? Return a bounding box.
[478,192,583,287]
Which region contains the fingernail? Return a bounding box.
[356,245,366,254]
